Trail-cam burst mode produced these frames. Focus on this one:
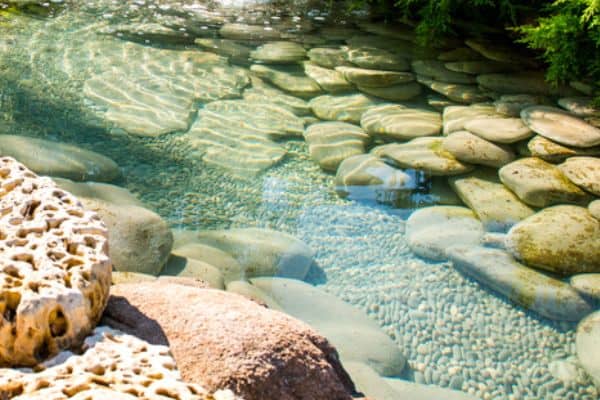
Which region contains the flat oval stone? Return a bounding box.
[494,94,550,117]
[307,47,350,68]
[372,137,474,176]
[304,122,370,171]
[361,104,442,141]
[250,41,307,64]
[447,245,592,321]
[499,157,592,207]
[346,47,410,71]
[558,156,600,196]
[195,38,252,64]
[526,135,600,163]
[444,60,516,74]
[521,106,600,148]
[417,76,490,104]
[558,97,600,117]
[570,274,600,301]
[443,131,515,168]
[442,104,503,135]
[411,60,476,84]
[0,135,121,182]
[358,82,422,101]
[303,62,354,93]
[309,93,380,123]
[506,205,600,275]
[250,64,322,98]
[335,66,414,87]
[449,171,534,232]
[406,206,484,261]
[465,117,533,144]
[577,311,600,387]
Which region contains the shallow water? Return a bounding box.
[0,1,598,399]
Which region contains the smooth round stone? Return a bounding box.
[306,47,349,68]
[558,156,600,196]
[499,157,592,207]
[335,66,414,87]
[304,122,370,171]
[243,81,311,116]
[251,277,407,377]
[303,62,354,93]
[443,131,516,168]
[576,311,600,387]
[449,170,534,232]
[447,245,592,321]
[162,255,225,289]
[405,206,484,261]
[346,47,410,71]
[250,64,322,98]
[361,105,442,141]
[558,97,600,117]
[493,94,550,117]
[195,38,252,64]
[250,41,307,64]
[334,154,413,199]
[443,104,503,135]
[219,23,281,41]
[309,93,380,123]
[465,117,533,143]
[506,205,600,275]
[373,137,474,176]
[417,76,490,104]
[358,82,422,101]
[411,60,477,84]
[570,274,600,301]
[526,135,600,163]
[437,47,483,61]
[0,135,121,182]
[521,106,600,148]
[590,200,600,220]
[444,60,516,74]
[478,72,580,96]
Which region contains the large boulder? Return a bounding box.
[105,281,356,400]
[0,158,111,366]
[80,198,173,276]
[250,278,407,377]
[0,327,237,399]
[405,206,484,261]
[499,157,592,207]
[175,228,314,280]
[505,206,600,275]
[0,135,121,182]
[447,246,592,321]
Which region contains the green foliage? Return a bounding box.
[344,0,600,97]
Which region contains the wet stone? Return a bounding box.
[521,106,600,148]
[506,205,600,275]
[478,72,580,97]
[558,156,600,196]
[250,41,307,64]
[493,94,550,117]
[570,274,600,302]
[558,97,600,118]
[361,104,442,142]
[346,46,410,71]
[417,76,490,104]
[303,62,354,93]
[447,245,592,321]
[464,117,533,144]
[357,82,422,102]
[449,170,534,231]
[373,137,474,176]
[307,47,350,68]
[499,157,592,207]
[250,64,323,98]
[309,93,380,124]
[437,47,483,62]
[335,66,415,87]
[304,122,370,172]
[525,135,600,163]
[411,60,477,85]
[442,130,516,168]
[576,312,600,387]
[219,23,282,41]
[195,38,252,65]
[444,60,517,75]
[243,80,311,116]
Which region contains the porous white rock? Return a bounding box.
[0,157,111,366]
[0,327,238,399]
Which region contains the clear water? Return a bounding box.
[0,1,597,399]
